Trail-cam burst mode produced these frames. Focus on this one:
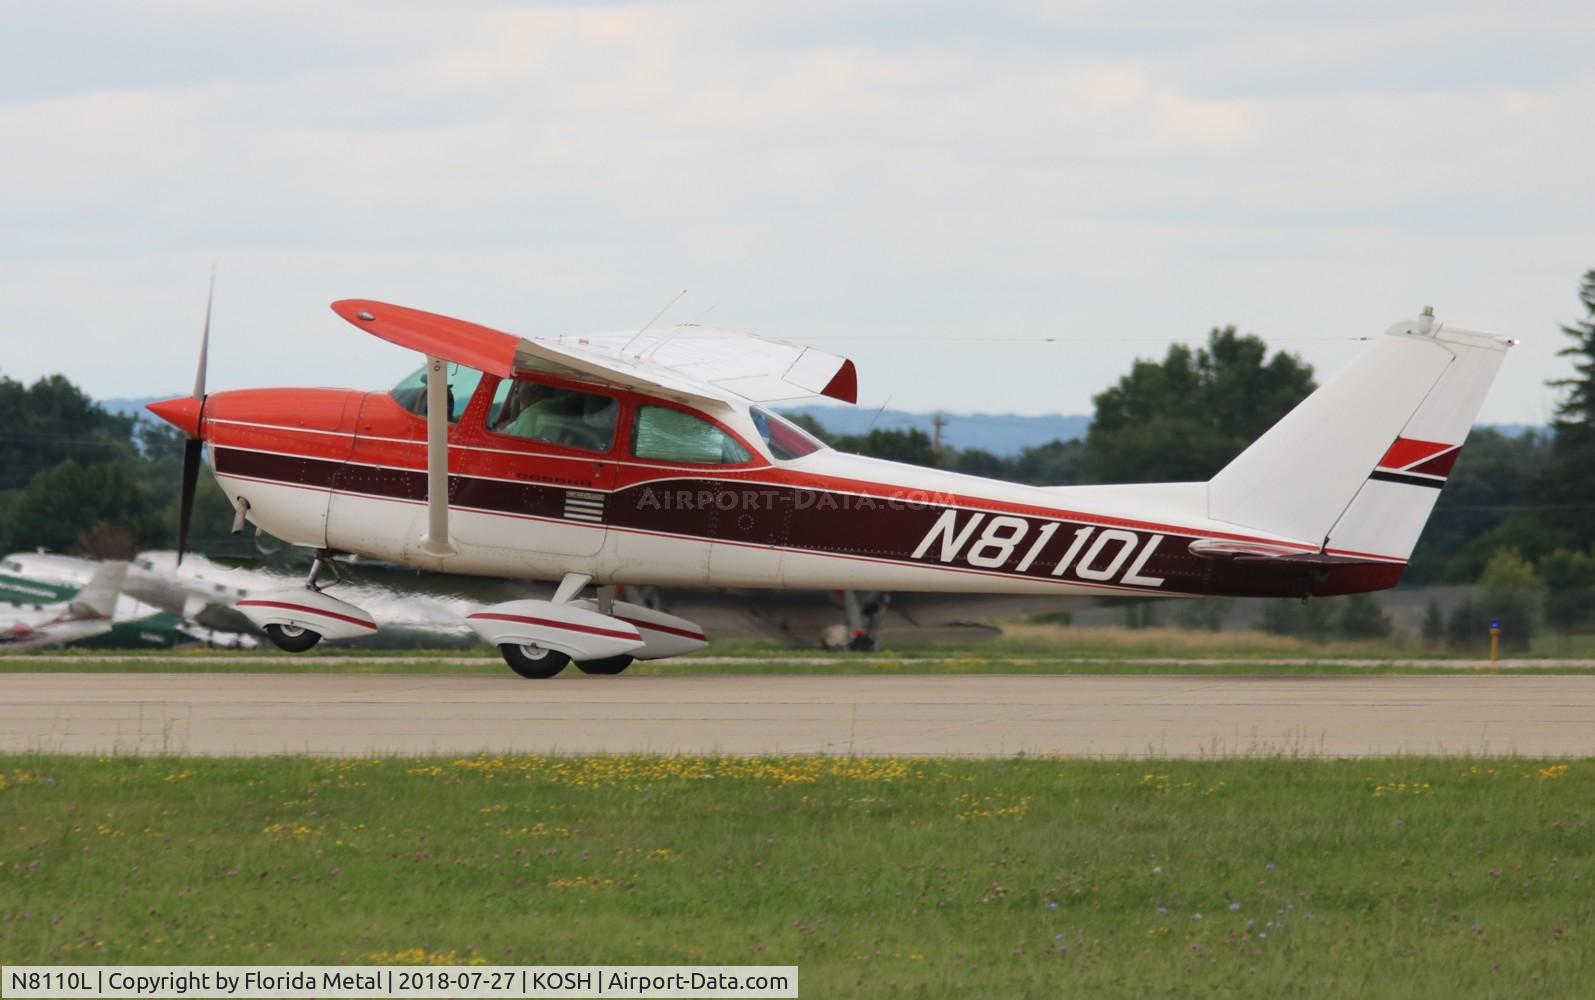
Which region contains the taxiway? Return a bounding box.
[3,673,1591,757]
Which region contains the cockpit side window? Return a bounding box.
[389,364,484,424]
[750,407,826,460]
[485,378,619,453]
[632,405,752,465]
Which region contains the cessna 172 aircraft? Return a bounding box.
[147,298,1512,677]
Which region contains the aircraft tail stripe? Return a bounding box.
[1406,448,1461,478]
[1368,470,1445,490]
[1378,436,1455,470]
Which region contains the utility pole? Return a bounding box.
[931,412,947,457]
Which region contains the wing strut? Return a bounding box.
[417,355,456,558]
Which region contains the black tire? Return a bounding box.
[499,643,572,679]
[264,623,322,653]
[576,654,635,675]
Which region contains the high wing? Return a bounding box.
[331,299,858,409]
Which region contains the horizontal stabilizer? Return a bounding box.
[1187,539,1389,568]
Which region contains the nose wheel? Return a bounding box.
[264,622,322,653]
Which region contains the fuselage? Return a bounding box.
[196,368,1400,600]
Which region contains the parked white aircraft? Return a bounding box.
[1,559,128,651]
[146,299,1512,677]
[1,550,480,647]
[122,550,477,643]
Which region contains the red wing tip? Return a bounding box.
[330,299,387,322]
[820,359,859,403]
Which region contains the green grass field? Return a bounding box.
[3,755,1591,997]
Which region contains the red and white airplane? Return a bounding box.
[147,299,1512,677]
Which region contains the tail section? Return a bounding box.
[66,561,128,621]
[1208,311,1513,563]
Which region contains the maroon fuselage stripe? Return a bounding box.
[215,446,1408,598]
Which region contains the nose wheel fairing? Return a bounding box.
[236,589,380,646]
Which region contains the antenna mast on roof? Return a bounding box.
[622,288,687,358]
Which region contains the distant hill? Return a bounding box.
[1483,423,1540,438]
[100,396,166,420]
[779,405,1091,457]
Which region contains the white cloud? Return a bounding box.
[0,1,1590,426]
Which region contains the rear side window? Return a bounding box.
[632,406,752,465]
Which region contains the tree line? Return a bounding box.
[0,378,233,559]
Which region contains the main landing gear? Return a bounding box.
[497,647,634,679]
[465,574,707,679]
[500,644,574,679]
[235,552,380,653]
[236,559,707,676]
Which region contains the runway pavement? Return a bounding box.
[10,654,1595,668]
[3,673,1593,757]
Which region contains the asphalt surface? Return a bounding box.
[3,673,1592,757]
[11,654,1595,668]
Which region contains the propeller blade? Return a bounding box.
[177,436,202,565]
[177,268,214,565]
[194,267,213,400]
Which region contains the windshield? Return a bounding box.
[750,407,826,460]
[389,364,484,423]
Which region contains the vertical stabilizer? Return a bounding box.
[1207,313,1513,562]
[67,561,128,620]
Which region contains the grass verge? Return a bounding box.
[2,755,1591,997]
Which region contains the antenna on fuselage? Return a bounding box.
[865,396,893,434]
[621,288,688,358]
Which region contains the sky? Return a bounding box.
[1,1,1591,425]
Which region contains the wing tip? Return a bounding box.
[821,359,858,403]
[330,299,383,324]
